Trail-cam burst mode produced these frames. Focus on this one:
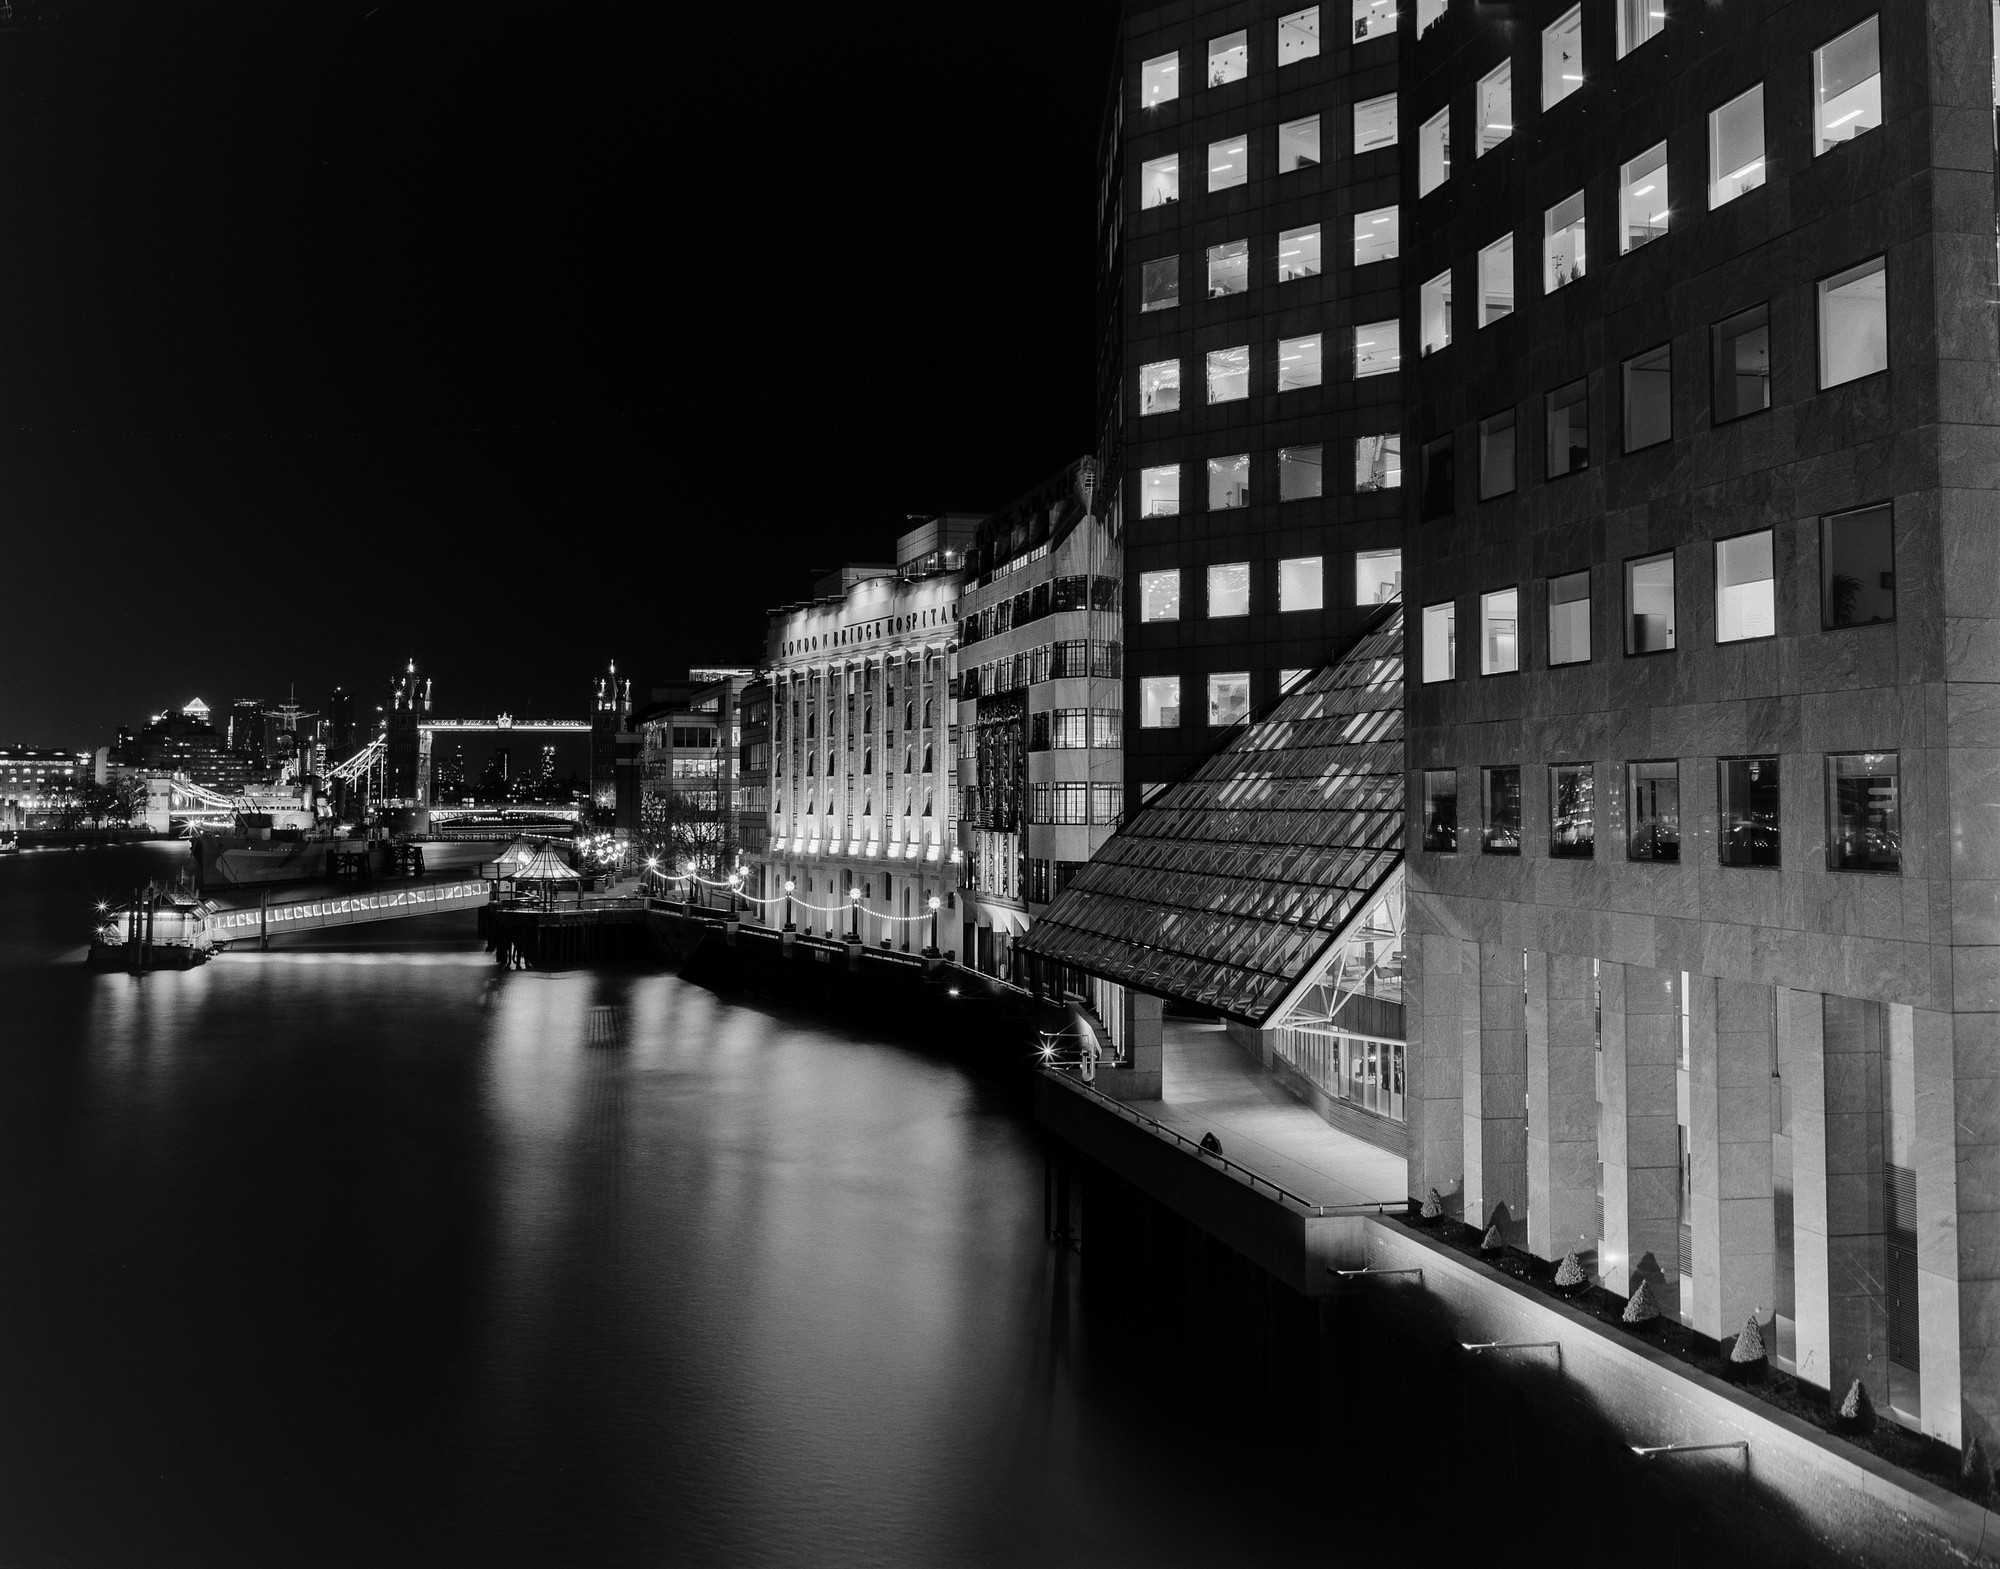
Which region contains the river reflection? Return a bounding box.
[0,848,1330,1568]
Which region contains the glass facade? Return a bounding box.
[1020,609,1404,1023]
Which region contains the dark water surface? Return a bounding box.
[0,847,1331,1569]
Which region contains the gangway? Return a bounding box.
[205,878,491,945]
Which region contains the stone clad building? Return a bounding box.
[1399,0,1998,1450]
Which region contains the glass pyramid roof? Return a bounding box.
[1021,604,1404,1025]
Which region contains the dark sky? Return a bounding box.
[0,0,1117,748]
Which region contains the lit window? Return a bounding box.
[1354,206,1399,265]
[1137,359,1181,414]
[1208,136,1248,192]
[1277,223,1322,280]
[1625,550,1675,654]
[1280,556,1324,611]
[1142,52,1180,107]
[1478,236,1514,325]
[1715,530,1775,642]
[1420,271,1452,354]
[1140,154,1180,209]
[1419,106,1451,194]
[1207,561,1250,617]
[1481,587,1519,673]
[1821,504,1895,629]
[1478,61,1512,154]
[1141,255,1179,312]
[1619,142,1669,253]
[1546,378,1588,477]
[1622,343,1672,451]
[1628,759,1680,862]
[1207,673,1251,727]
[1355,434,1401,491]
[1206,346,1250,402]
[1139,568,1181,620]
[1718,756,1780,868]
[1542,7,1583,109]
[1357,549,1402,605]
[1279,115,1322,171]
[1418,0,1448,33]
[1818,257,1887,388]
[1483,766,1522,853]
[1709,85,1766,208]
[1548,569,1590,665]
[1280,668,1308,692]
[1279,444,1324,500]
[1545,191,1586,291]
[1355,320,1401,377]
[1353,0,1395,43]
[1478,409,1515,499]
[1209,30,1247,86]
[1815,17,1881,154]
[1617,0,1662,58]
[1278,333,1323,390]
[1207,454,1251,510]
[1422,768,1458,850]
[1139,676,1182,728]
[1140,466,1180,518]
[1420,434,1454,519]
[1354,94,1398,152]
[1206,239,1249,296]
[1712,303,1770,422]
[1827,752,1900,873]
[1279,7,1321,66]
[1550,763,1595,858]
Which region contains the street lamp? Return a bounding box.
[849,885,861,940]
[783,878,796,931]
[728,870,741,917]
[926,893,941,956]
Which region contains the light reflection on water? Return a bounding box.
[0,848,1330,1568]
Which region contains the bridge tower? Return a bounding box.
[384,658,431,804]
[590,659,630,810]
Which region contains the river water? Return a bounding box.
[0,847,1332,1569]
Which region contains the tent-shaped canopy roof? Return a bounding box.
[509,842,580,882]
[1020,603,1404,1026]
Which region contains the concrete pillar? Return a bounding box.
[1403,927,1467,1212]
[1465,942,1527,1247]
[1782,987,1833,1394]
[1689,977,1773,1343]
[1110,990,1162,1100]
[1529,952,1598,1264]
[1915,1006,1962,1446]
[1605,964,1680,1313]
[1822,993,1889,1405]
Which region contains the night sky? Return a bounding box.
[0,0,1116,747]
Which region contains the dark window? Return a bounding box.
[1624,551,1677,654]
[1550,763,1595,858]
[1711,303,1771,422]
[1718,756,1780,867]
[1627,759,1680,862]
[1482,765,1522,854]
[1028,712,1051,751]
[1421,434,1456,519]
[1821,504,1895,629]
[1546,377,1589,477]
[1548,570,1590,665]
[1027,858,1052,904]
[1479,409,1517,499]
[1827,751,1900,872]
[1622,343,1673,451]
[1422,769,1458,852]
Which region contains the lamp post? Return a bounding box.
[849,885,861,941]
[926,893,941,956]
[783,878,796,931]
[728,870,741,918]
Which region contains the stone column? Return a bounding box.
[1782,987,1833,1394]
[1822,993,1889,1404]
[1605,964,1680,1314]
[1402,925,1466,1212]
[1689,976,1774,1343]
[1465,941,1527,1247]
[1914,1006,1962,1447]
[1113,990,1162,1099]
[1528,952,1597,1262]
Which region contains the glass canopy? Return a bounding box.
[1022,606,1404,1024]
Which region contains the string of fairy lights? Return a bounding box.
[642,861,942,924]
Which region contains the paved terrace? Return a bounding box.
[1124,1019,1406,1212]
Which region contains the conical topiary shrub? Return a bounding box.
[1420,1188,1444,1222]
[1728,1313,1768,1382]
[1622,1278,1660,1329]
[1961,1437,1994,1503]
[1837,1377,1877,1436]
[1480,1222,1504,1255]
[1554,1249,1587,1294]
